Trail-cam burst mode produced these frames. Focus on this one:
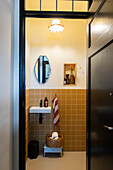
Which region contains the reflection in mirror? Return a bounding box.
[34,56,51,84]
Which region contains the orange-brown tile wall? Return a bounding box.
[29,89,86,153]
[25,89,30,160]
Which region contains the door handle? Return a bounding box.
[104,125,113,130]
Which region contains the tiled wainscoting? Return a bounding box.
[26,89,86,156]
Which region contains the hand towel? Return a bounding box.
[50,132,59,139]
[52,96,60,125]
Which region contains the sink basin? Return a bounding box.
[29,107,51,114]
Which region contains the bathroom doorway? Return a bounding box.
[19,1,88,170]
[25,18,87,170]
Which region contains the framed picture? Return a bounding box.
[63,63,77,86]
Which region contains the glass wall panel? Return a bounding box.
[41,0,56,11]
[74,2,88,12]
[58,0,72,11]
[25,0,88,12]
[25,0,40,11]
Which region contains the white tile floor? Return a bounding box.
[26,152,86,170]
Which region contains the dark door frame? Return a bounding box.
[19,1,92,170]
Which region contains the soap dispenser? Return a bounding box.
[44,97,48,107]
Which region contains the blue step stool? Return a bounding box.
[43,144,63,157]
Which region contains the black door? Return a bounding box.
[90,42,113,170]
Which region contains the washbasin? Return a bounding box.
[29,107,51,114]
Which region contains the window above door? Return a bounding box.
[25,0,89,12]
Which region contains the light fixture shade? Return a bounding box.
[48,19,64,33]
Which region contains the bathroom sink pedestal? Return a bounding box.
[39,113,43,124]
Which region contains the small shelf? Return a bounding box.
[29,107,51,114]
[63,63,77,86]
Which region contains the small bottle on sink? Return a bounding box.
[40,100,42,107]
[44,97,48,107]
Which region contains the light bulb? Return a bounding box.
[48,19,64,33]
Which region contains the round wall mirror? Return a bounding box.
[34,55,51,84]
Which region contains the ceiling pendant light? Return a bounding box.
[48,19,64,33]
